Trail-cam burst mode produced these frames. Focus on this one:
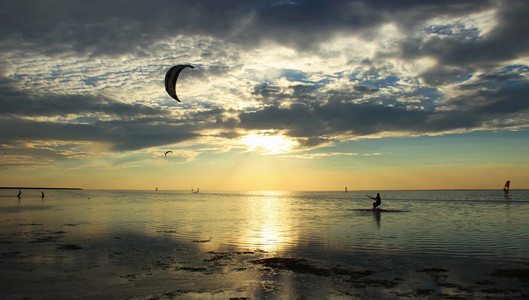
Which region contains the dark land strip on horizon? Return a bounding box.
[0,187,82,190]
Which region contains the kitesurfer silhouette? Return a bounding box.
[367,193,381,210]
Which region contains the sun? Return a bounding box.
[241,132,298,154]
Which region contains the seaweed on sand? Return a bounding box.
[204,251,232,262]
[251,257,404,290]
[416,268,448,273]
[29,236,60,243]
[490,269,529,283]
[345,277,402,289]
[396,288,435,297]
[250,257,375,279]
[251,257,331,276]
[56,244,83,250]
[176,266,208,272]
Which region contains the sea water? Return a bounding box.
[1,189,528,264]
[1,189,529,299]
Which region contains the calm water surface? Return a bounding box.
[1,189,528,265]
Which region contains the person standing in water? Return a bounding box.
[367,193,381,210]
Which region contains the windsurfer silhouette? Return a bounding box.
[367,193,381,210]
[503,180,510,199]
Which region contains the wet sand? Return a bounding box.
[1,223,528,299]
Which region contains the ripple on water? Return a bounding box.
[0,189,528,262]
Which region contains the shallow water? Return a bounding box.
[2,189,529,260]
[1,189,528,298]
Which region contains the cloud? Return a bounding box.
[282,151,376,160]
[0,0,256,57]
[0,80,163,118]
[1,0,528,169]
[392,0,529,71]
[236,73,529,147]
[450,81,529,116]
[0,0,504,57]
[0,74,214,152]
[0,116,199,151]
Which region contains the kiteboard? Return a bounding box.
[350,208,410,213]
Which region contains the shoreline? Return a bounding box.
[1,240,528,299]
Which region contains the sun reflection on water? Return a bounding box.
[238,191,298,252]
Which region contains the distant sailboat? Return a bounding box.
[503,180,510,197]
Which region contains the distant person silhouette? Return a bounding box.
[17,189,21,198]
[367,193,381,210]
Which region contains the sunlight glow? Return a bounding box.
[241,132,298,154]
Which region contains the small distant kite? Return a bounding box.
[165,65,195,102]
[164,151,173,157]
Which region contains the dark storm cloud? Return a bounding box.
[0,78,162,118]
[419,66,474,87]
[449,82,529,116]
[0,117,198,151]
[231,0,494,53]
[400,0,529,67]
[237,78,529,147]
[0,0,256,56]
[354,85,379,93]
[239,0,382,50]
[0,0,501,56]
[0,76,211,151]
[238,100,431,144]
[478,65,529,83]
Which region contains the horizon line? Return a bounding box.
[75,188,523,192]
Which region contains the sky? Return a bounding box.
[1,0,528,191]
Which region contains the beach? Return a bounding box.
[1,189,528,299]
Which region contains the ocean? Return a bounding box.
[1,189,528,299]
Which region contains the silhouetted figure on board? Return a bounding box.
[367,193,381,210]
